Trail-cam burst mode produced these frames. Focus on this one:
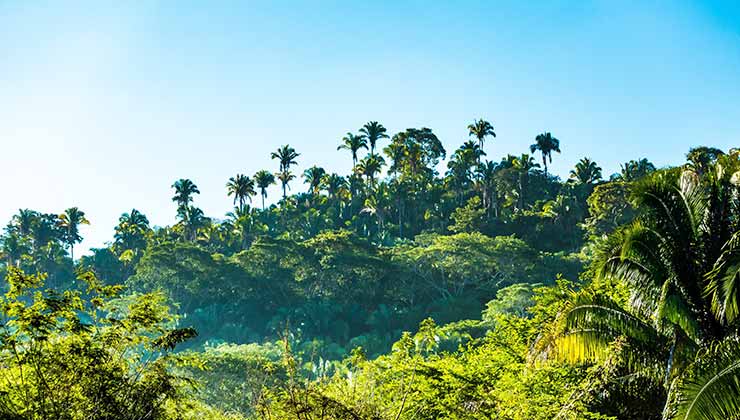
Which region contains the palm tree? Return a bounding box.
[226,174,256,210]
[271,145,299,200]
[475,160,499,218]
[355,154,385,186]
[467,119,496,163]
[619,158,656,182]
[113,209,150,260]
[277,171,296,199]
[57,207,90,261]
[271,145,299,173]
[458,140,485,174]
[543,159,740,418]
[303,166,326,195]
[530,132,560,176]
[30,214,58,250]
[512,154,539,211]
[254,170,276,210]
[361,182,392,238]
[337,133,368,165]
[11,209,37,237]
[359,121,389,155]
[686,147,724,176]
[447,140,484,203]
[172,179,200,209]
[225,206,256,249]
[179,206,209,241]
[118,209,149,229]
[321,173,346,199]
[1,233,27,267]
[569,157,602,184]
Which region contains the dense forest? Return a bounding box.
[1,120,738,419]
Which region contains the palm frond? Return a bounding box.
[706,231,740,324]
[665,335,740,420]
[545,291,668,373]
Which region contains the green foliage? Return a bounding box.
[2,112,735,420]
[448,196,486,233]
[547,154,740,419]
[0,268,197,420]
[183,342,287,417]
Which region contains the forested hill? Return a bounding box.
[1,122,738,419]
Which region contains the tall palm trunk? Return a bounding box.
[542,155,548,176]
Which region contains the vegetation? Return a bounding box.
[1,118,738,419]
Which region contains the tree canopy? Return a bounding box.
[1,117,738,419]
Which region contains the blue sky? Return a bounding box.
[1,1,739,253]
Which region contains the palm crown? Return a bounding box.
[359,121,389,155]
[337,133,368,165]
[530,132,560,176]
[254,170,276,210]
[57,207,90,261]
[570,157,602,184]
[271,145,299,199]
[271,145,299,172]
[467,119,496,147]
[226,174,256,210]
[172,179,200,208]
[303,166,327,195]
[544,155,740,419]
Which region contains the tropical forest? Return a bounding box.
[2,116,740,419]
[3,2,740,419]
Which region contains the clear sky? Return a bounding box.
[1,1,739,253]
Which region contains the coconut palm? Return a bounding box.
[226,174,256,210]
[172,179,200,209]
[57,207,90,261]
[544,157,740,419]
[360,121,389,155]
[303,166,326,195]
[467,119,496,163]
[254,170,276,210]
[530,132,561,176]
[569,157,603,184]
[337,133,368,166]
